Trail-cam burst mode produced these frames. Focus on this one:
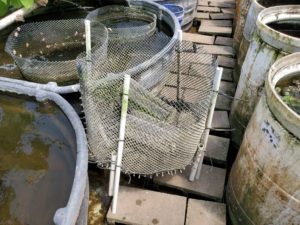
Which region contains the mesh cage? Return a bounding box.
[86,5,157,41]
[78,39,217,175]
[5,19,108,84]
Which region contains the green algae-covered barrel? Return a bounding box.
[230,5,300,149]
[227,53,300,225]
[235,0,300,82]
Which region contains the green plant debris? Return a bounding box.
[276,77,300,115]
[0,0,34,17]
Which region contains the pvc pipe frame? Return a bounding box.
[85,20,92,67]
[189,67,223,182]
[84,18,129,214]
[0,4,39,31]
[176,30,183,101]
[111,74,131,214]
[109,152,117,196]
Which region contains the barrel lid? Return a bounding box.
[265,52,300,139]
[257,6,300,53]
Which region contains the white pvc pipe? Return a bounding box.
[112,74,131,214]
[108,152,117,196]
[177,31,183,102]
[189,67,223,181]
[0,77,80,94]
[0,4,39,31]
[85,19,91,62]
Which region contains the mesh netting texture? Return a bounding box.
[5,19,108,84]
[86,5,157,41]
[78,39,217,175]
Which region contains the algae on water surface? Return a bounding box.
[0,93,77,225]
[276,76,300,115]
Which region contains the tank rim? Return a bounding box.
[0,81,89,225]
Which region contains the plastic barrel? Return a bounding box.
[163,4,184,25]
[230,5,300,149]
[227,53,300,225]
[235,0,300,83]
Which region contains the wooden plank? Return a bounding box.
[205,135,230,164]
[186,199,226,225]
[220,81,235,96]
[154,165,226,201]
[183,32,215,45]
[217,56,235,68]
[160,86,183,101]
[198,0,209,6]
[167,74,212,90]
[107,186,186,225]
[197,6,221,13]
[183,88,210,104]
[215,36,233,46]
[216,94,232,111]
[201,19,232,27]
[170,52,215,75]
[208,0,235,3]
[194,12,210,20]
[212,111,230,128]
[210,13,234,20]
[221,68,233,82]
[198,0,236,7]
[197,44,235,57]
[209,1,236,8]
[198,25,232,36]
[221,8,235,14]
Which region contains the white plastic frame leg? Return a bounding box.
[108,152,117,196]
[111,74,131,214]
[189,67,223,181]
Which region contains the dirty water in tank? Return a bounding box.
[0,4,91,80]
[267,20,300,38]
[0,93,76,225]
[258,0,300,7]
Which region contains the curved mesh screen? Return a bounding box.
[5,19,108,84]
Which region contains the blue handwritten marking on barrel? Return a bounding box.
[163,4,184,25]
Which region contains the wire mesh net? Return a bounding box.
[86,5,157,41]
[78,37,217,175]
[5,19,108,84]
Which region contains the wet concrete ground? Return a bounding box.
[88,168,111,225]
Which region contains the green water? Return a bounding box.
[0,93,77,225]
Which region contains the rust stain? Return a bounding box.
[136,199,142,206]
[228,97,300,225]
[152,218,159,224]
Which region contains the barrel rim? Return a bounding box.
[254,0,264,8]
[257,5,300,53]
[265,52,300,139]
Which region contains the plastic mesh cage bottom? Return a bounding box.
[86,5,157,41]
[78,40,217,175]
[5,19,108,84]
